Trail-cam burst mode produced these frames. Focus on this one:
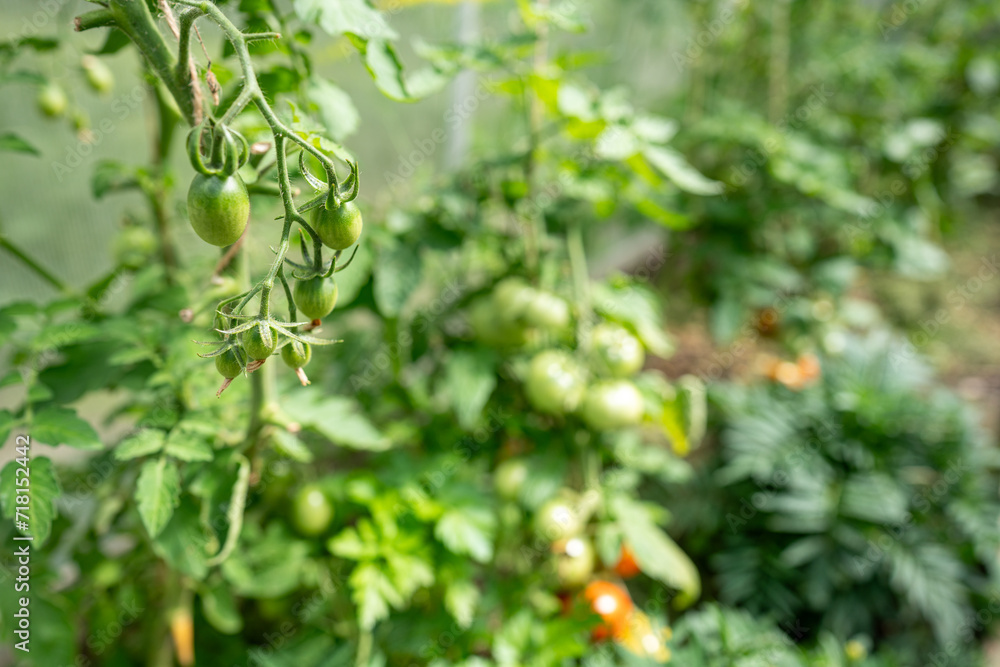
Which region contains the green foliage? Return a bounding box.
[669,334,1000,663]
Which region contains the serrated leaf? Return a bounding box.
[361,39,410,101]
[0,410,16,444]
[32,407,102,450]
[642,145,724,195]
[0,457,61,545]
[293,0,397,40]
[200,580,243,635]
[373,242,421,317]
[283,392,391,450]
[91,160,138,199]
[164,429,214,462]
[445,579,479,629]
[307,76,359,142]
[270,429,313,463]
[114,429,166,461]
[0,132,39,156]
[350,562,400,629]
[435,506,496,563]
[612,496,700,607]
[135,457,181,538]
[443,349,497,430]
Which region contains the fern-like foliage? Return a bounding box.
[667,334,1000,663]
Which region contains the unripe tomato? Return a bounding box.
[292,483,334,536]
[584,580,633,640]
[525,350,586,414]
[469,297,528,347]
[241,323,278,361]
[81,55,114,94]
[579,380,644,430]
[535,496,583,541]
[215,348,243,379]
[37,82,67,118]
[281,340,311,369]
[293,276,338,320]
[494,458,528,501]
[187,174,250,246]
[613,543,641,578]
[590,323,644,377]
[312,200,362,250]
[525,290,570,333]
[492,278,535,325]
[113,226,157,270]
[554,536,595,587]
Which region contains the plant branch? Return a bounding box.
[0,235,69,294]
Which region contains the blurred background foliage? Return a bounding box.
[0,0,999,666]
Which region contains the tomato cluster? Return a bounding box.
[181,118,365,393]
[469,279,648,429]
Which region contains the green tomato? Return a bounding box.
[525,350,586,414]
[492,278,536,326]
[579,380,644,430]
[555,536,596,588]
[292,483,335,536]
[281,340,311,369]
[293,276,338,320]
[590,323,645,377]
[469,297,528,347]
[187,173,250,247]
[495,458,528,501]
[81,56,114,94]
[535,497,583,541]
[37,83,67,118]
[312,200,362,250]
[241,323,278,361]
[524,291,570,333]
[215,348,244,379]
[113,226,157,270]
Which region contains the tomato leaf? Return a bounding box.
[135,457,181,539]
[443,348,497,430]
[32,407,102,450]
[164,429,214,462]
[114,428,166,461]
[373,242,422,317]
[306,76,359,142]
[293,0,397,40]
[0,132,39,156]
[642,145,724,195]
[0,457,61,545]
[283,392,391,450]
[435,505,496,563]
[612,495,700,608]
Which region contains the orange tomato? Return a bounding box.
[616,609,672,663]
[797,353,821,382]
[613,544,642,578]
[584,580,633,640]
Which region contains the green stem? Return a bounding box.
[106,0,200,125]
[0,235,69,294]
[567,222,591,347]
[150,79,180,283]
[768,0,791,124]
